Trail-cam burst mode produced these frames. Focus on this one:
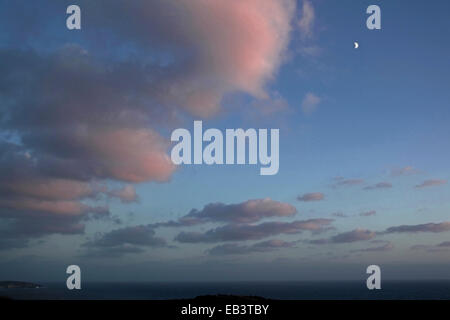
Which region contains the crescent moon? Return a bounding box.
[354,42,359,49]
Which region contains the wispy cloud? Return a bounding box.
[308,228,376,244]
[301,92,321,115]
[330,229,376,243]
[298,0,315,39]
[410,241,450,253]
[383,221,450,234]
[331,177,365,188]
[415,179,447,189]
[363,182,392,190]
[351,241,393,253]
[391,166,418,177]
[332,212,348,218]
[360,210,377,217]
[297,192,325,202]
[207,239,297,256]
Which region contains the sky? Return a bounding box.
[1,0,450,282]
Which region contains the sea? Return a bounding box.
[1,281,450,300]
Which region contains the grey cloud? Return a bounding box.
[84,225,166,248]
[308,229,376,245]
[331,229,376,243]
[383,222,450,234]
[207,239,297,256]
[332,178,364,188]
[0,238,29,251]
[351,241,393,253]
[175,219,333,243]
[360,210,376,217]
[437,241,450,247]
[0,47,174,242]
[415,180,447,189]
[410,241,450,253]
[0,0,297,243]
[391,166,418,177]
[81,245,146,258]
[363,182,392,190]
[297,192,324,202]
[0,0,296,196]
[332,212,348,218]
[152,198,297,227]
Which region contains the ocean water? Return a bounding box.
[1,281,450,300]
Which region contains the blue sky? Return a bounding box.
[1,0,450,282]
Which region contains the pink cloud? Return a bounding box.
[0,1,297,242]
[415,179,447,189]
[1,178,99,201]
[89,0,296,117]
[0,197,105,216]
[85,128,175,183]
[108,185,138,203]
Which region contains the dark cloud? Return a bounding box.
[410,244,429,251]
[0,0,297,246]
[360,210,376,217]
[207,244,254,255]
[410,241,450,253]
[332,212,348,218]
[207,239,297,256]
[307,238,329,245]
[81,225,167,257]
[175,219,333,243]
[383,222,450,234]
[78,198,298,255]
[151,198,297,227]
[0,141,123,243]
[332,178,364,188]
[330,229,376,243]
[81,245,146,258]
[437,241,450,247]
[308,229,376,245]
[0,237,29,251]
[297,192,324,202]
[351,241,393,253]
[363,182,392,190]
[0,47,176,184]
[0,47,174,243]
[84,225,166,248]
[182,198,296,224]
